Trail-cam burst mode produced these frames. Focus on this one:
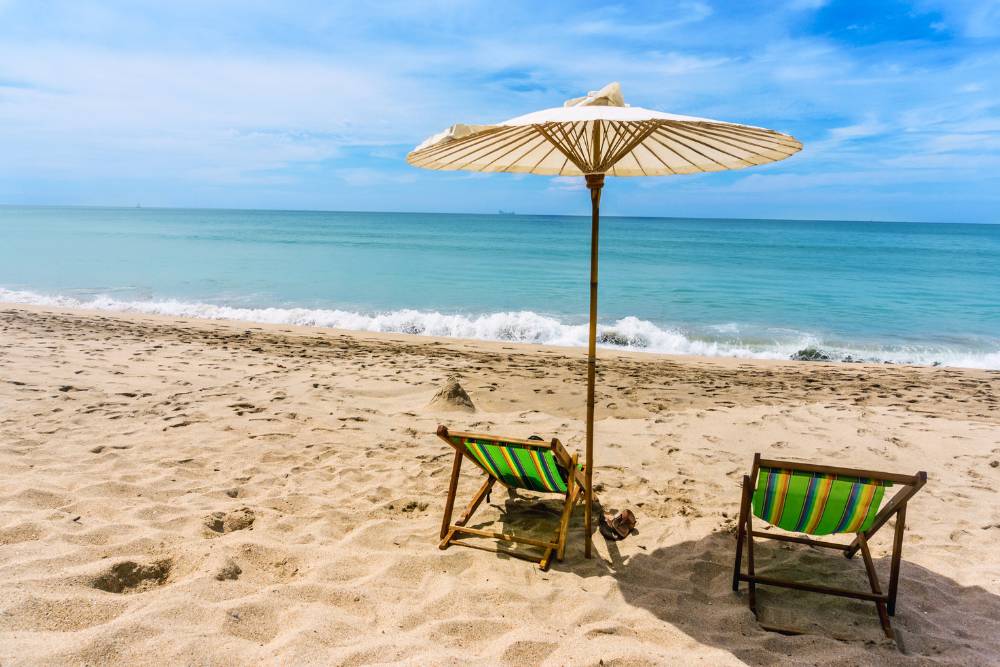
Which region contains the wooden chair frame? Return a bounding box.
[436,425,588,570]
[732,453,927,639]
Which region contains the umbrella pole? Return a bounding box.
[584,173,604,558]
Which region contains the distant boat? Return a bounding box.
[498,209,515,215]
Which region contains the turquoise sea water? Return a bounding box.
[1,206,997,368]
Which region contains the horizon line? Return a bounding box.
[0,202,996,227]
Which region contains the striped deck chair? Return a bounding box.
[436,425,587,570]
[732,453,927,639]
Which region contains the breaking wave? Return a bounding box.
[2,287,998,369]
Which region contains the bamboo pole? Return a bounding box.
[584,173,605,558]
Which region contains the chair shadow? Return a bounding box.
[445,467,1000,663]
[559,528,1000,663]
[459,487,587,565]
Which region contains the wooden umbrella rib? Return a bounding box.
[611,144,647,176]
[410,126,513,162]
[525,138,561,174]
[706,123,801,150]
[571,121,596,169]
[438,126,537,170]
[421,126,528,168]
[578,121,593,169]
[603,121,645,169]
[553,122,592,170]
[534,124,588,172]
[675,123,789,159]
[702,121,787,142]
[645,131,705,173]
[551,123,589,169]
[703,125,801,155]
[599,120,615,164]
[589,120,601,169]
[491,133,552,173]
[556,121,583,169]
[600,121,660,172]
[655,127,730,170]
[634,131,679,175]
[445,126,538,168]
[596,121,639,172]
[538,123,571,160]
[683,121,795,151]
[407,126,509,162]
[543,122,572,157]
[440,128,530,168]
[663,125,757,166]
[602,122,647,174]
[627,142,652,176]
[556,153,572,176]
[563,121,593,170]
[599,122,631,170]
[478,131,551,172]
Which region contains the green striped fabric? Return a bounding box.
[451,435,570,494]
[752,467,892,536]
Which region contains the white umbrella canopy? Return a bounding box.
[408,82,801,176]
[408,83,801,561]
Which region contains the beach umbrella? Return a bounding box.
[407,82,801,558]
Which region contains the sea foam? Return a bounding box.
[2,288,997,369]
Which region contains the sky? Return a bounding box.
[0,1,998,222]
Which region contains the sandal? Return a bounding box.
[599,509,636,541]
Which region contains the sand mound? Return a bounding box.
[427,376,475,412]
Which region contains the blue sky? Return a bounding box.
[0,1,998,222]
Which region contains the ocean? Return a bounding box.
[1,206,997,369]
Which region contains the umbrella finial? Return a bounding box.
[564,82,626,108]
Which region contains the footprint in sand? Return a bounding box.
[90,558,172,594]
[203,507,256,535]
[213,557,243,581]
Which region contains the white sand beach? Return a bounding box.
[1,304,999,665]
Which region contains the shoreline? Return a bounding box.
[3,299,998,373]
[1,304,998,664]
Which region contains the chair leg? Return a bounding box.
[858,533,893,639]
[745,510,757,615]
[733,475,752,591]
[440,476,495,551]
[556,487,580,561]
[440,449,463,540]
[456,477,495,528]
[887,505,906,616]
[556,453,579,562]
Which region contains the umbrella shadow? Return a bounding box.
[564,529,1000,663]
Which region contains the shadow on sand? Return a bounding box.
[454,489,1000,664]
[578,528,1000,664]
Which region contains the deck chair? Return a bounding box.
[732,453,927,639]
[435,425,587,570]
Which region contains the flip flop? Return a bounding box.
[599,509,637,541]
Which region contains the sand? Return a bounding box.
[1,304,998,666]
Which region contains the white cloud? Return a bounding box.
[568,2,713,36]
[335,168,417,187]
[0,1,997,220]
[548,176,585,192]
[786,0,830,10]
